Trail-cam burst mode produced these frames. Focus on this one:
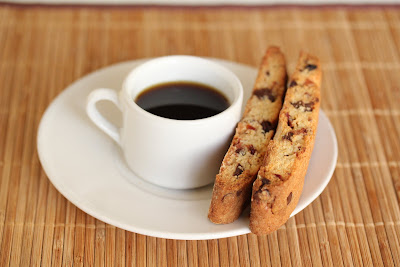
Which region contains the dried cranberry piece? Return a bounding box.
[296,146,306,156]
[304,79,315,86]
[246,124,256,131]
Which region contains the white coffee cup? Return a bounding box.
[86,56,243,189]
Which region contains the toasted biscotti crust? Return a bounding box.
[208,47,287,224]
[249,51,322,235]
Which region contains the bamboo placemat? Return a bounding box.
[1,5,400,266]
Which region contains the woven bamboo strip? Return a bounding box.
[227,237,240,266]
[19,167,39,267]
[303,206,324,266]
[106,226,116,266]
[125,232,136,267]
[268,231,282,266]
[94,220,106,267]
[116,228,126,266]
[285,218,302,267]
[294,211,312,266]
[313,197,335,267]
[51,194,66,266]
[197,240,208,267]
[257,235,271,267]
[156,238,167,267]
[167,239,179,266]
[63,202,77,267]
[207,239,218,267]
[277,226,292,267]
[217,238,229,266]
[167,239,178,266]
[320,182,347,266]
[73,210,86,267]
[177,240,188,267]
[29,172,49,266]
[146,236,156,266]
[136,234,146,266]
[325,179,356,267]
[237,235,250,267]
[84,216,96,266]
[187,240,198,267]
[247,234,261,267]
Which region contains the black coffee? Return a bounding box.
[135,81,230,120]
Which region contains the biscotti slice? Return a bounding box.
[249,51,321,235]
[208,47,287,224]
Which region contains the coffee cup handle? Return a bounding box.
[86,88,122,145]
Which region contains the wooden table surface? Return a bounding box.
[1,4,400,266]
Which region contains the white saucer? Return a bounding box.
[37,58,338,240]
